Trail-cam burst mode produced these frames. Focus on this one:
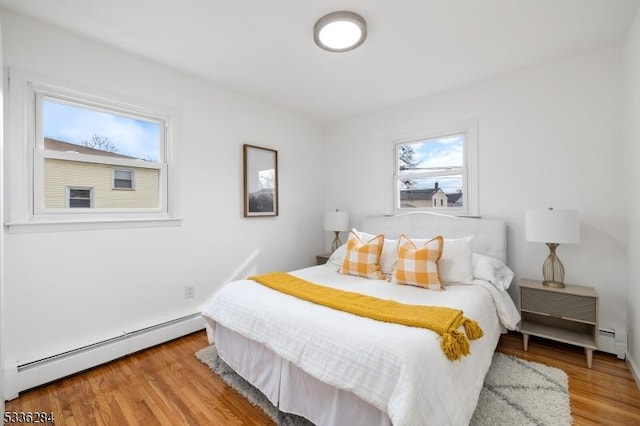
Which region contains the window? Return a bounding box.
[6,68,179,229]
[392,120,478,216]
[113,169,134,189]
[37,96,162,212]
[67,187,93,208]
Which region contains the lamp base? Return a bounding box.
[543,280,566,289]
[541,243,566,288]
[331,231,342,252]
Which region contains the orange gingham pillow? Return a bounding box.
[391,235,444,290]
[339,230,385,280]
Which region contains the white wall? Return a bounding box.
[1,10,324,377]
[0,14,5,414]
[324,47,627,334]
[623,7,640,380]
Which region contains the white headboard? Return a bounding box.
[361,212,507,263]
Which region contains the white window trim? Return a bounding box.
[112,168,135,190]
[66,186,94,208]
[6,68,182,232]
[389,119,479,217]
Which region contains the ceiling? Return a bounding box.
[0,0,638,123]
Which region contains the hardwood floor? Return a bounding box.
[5,330,640,425]
[498,332,640,425]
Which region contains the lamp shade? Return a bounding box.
[324,210,349,232]
[525,209,580,244]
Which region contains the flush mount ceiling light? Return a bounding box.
[314,11,367,52]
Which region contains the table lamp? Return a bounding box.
[324,209,349,252]
[525,208,580,288]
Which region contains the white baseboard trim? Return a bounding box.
[4,313,204,400]
[627,352,640,390]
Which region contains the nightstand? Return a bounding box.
[519,278,599,368]
[316,253,332,265]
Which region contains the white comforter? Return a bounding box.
[201,265,520,426]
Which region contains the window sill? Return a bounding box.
[393,208,477,217]
[5,216,183,234]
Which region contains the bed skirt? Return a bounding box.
[206,321,392,426]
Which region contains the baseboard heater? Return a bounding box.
[6,313,205,399]
[598,327,627,360]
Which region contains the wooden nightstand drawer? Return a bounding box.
[521,287,596,323]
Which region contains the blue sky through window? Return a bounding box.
[43,99,161,162]
[397,134,464,192]
[409,134,463,170]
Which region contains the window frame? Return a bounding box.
[112,168,135,190]
[6,68,181,231]
[390,119,479,216]
[34,90,165,215]
[66,186,94,208]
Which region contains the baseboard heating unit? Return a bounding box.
[5,313,205,399]
[598,327,627,360]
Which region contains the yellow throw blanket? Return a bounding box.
[249,272,483,361]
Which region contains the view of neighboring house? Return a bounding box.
[400,182,463,208]
[43,138,159,209]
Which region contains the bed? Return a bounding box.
[201,212,520,425]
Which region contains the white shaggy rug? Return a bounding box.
[196,345,571,425]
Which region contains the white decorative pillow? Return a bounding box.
[440,236,474,284]
[326,243,348,269]
[409,236,474,284]
[472,253,514,291]
[358,230,397,275]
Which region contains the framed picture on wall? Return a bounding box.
[243,144,279,217]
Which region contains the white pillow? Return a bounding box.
[387,235,474,284]
[357,230,397,275]
[472,253,514,291]
[326,243,348,269]
[437,236,474,284]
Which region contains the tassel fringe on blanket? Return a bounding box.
[249,272,483,361]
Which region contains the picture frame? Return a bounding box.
[243,144,279,217]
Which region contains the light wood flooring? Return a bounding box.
[5,330,640,425]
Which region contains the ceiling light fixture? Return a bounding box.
[314,11,367,52]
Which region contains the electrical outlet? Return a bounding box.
[184,284,195,299]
